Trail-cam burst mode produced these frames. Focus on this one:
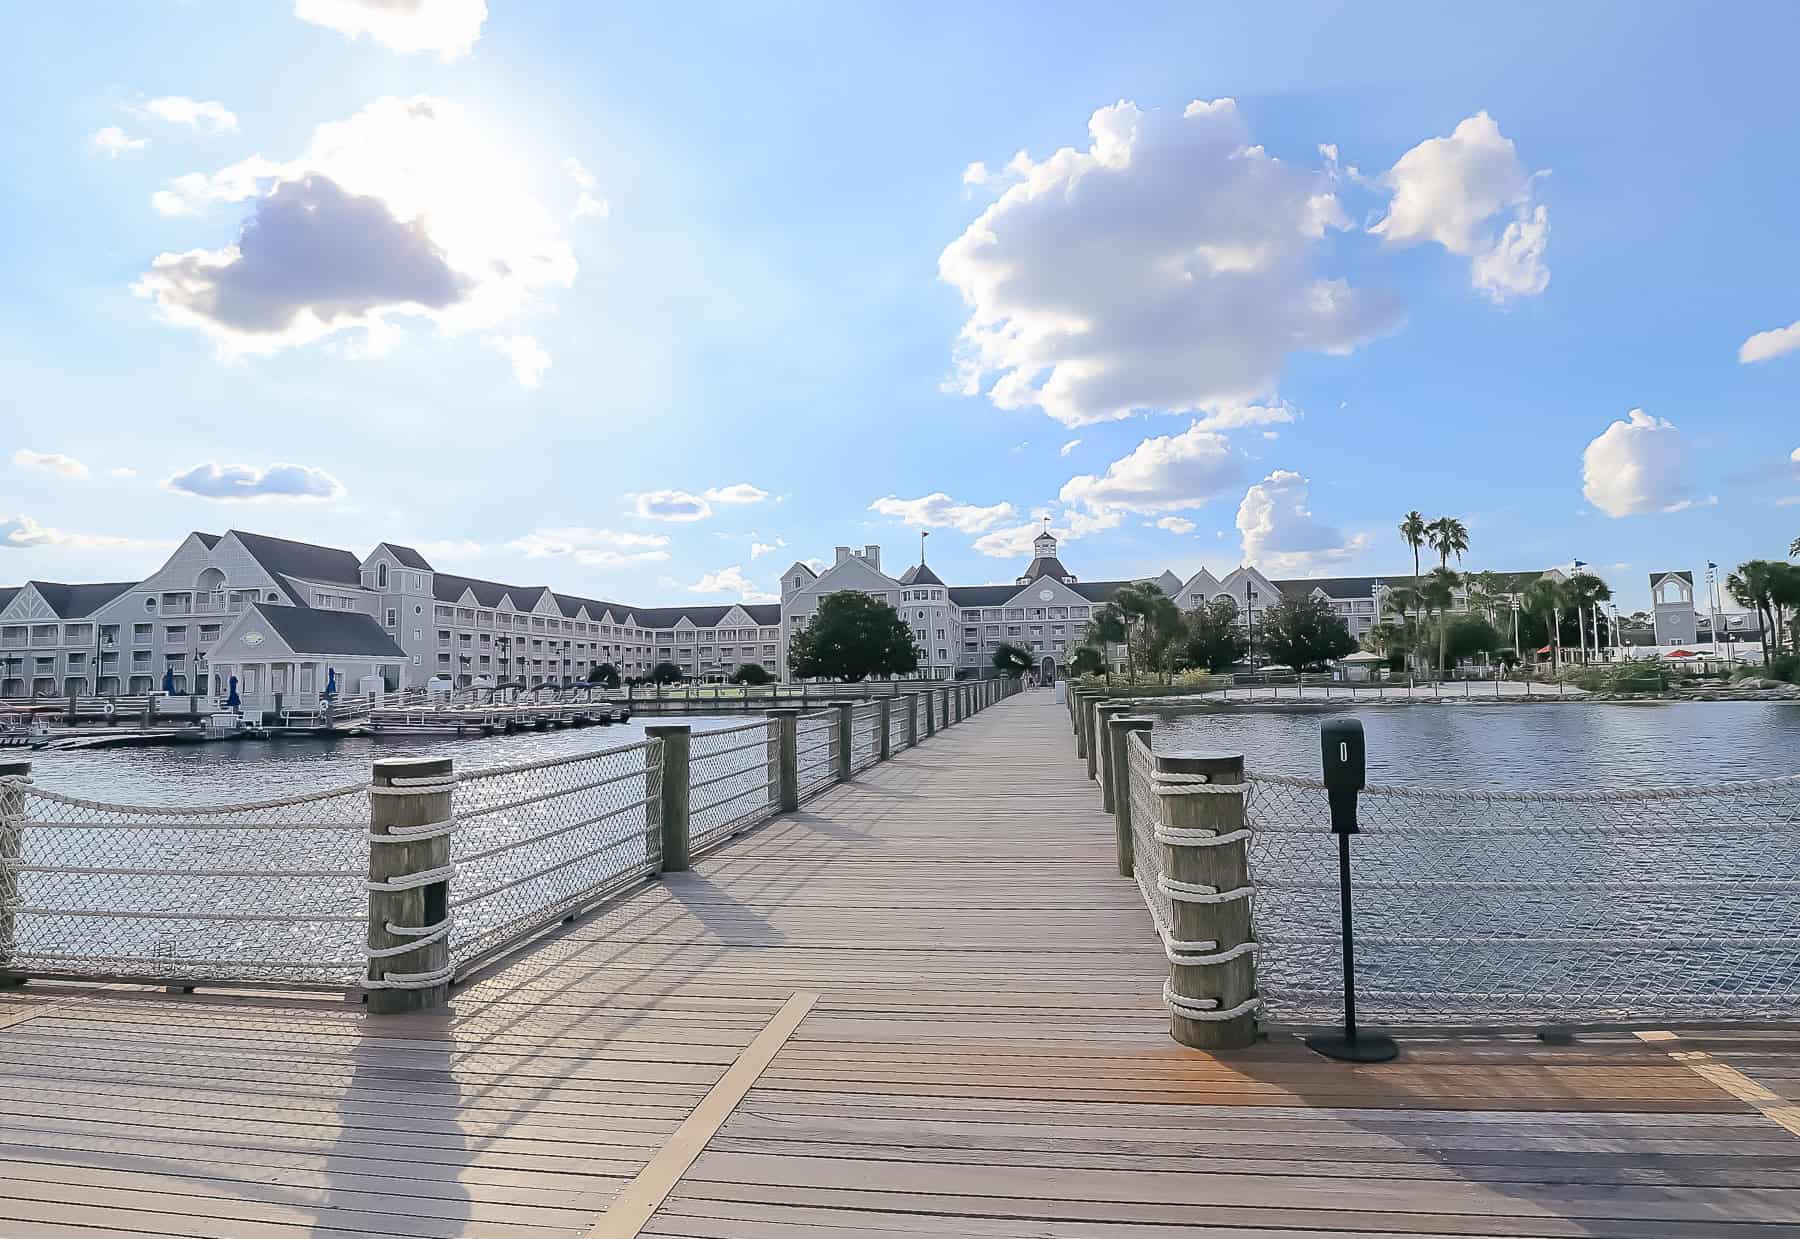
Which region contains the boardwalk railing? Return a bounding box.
[0,678,1016,1001]
[1070,686,1800,1041]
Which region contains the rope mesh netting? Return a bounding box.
[888,698,911,750]
[447,740,662,973]
[1,777,371,985]
[850,703,882,773]
[687,720,779,855]
[796,711,837,798]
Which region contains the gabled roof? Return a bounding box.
[250,603,406,658]
[1650,569,1695,586]
[231,530,362,587]
[431,572,547,610]
[946,584,1023,608]
[629,604,779,629]
[1274,576,1385,600]
[0,587,19,612]
[899,562,944,587]
[377,543,432,570]
[31,581,136,618]
[1019,555,1072,582]
[194,532,222,549]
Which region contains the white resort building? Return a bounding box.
[3,525,1574,708]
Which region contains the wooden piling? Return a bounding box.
[1094,702,1135,814]
[921,690,936,738]
[767,709,800,811]
[1154,750,1257,1051]
[1084,695,1104,783]
[367,756,454,1015]
[832,702,855,781]
[906,693,921,746]
[878,698,892,761]
[646,724,692,872]
[1107,717,1155,878]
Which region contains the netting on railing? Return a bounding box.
[688,720,779,854]
[796,711,837,798]
[850,702,881,773]
[1245,772,1800,1028]
[448,740,661,973]
[888,698,910,750]
[1,777,370,986]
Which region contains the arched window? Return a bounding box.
[377,563,389,590]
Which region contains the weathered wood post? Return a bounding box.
[367,756,455,1014]
[1154,750,1258,1051]
[0,758,29,986]
[919,690,935,739]
[766,708,800,811]
[940,685,953,727]
[1073,688,1093,754]
[1094,701,1135,814]
[1084,694,1106,782]
[646,724,692,872]
[65,692,77,727]
[877,698,891,762]
[1108,716,1155,878]
[832,701,855,781]
[905,692,921,746]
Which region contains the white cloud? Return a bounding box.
[1189,401,1299,432]
[690,565,777,603]
[970,509,1119,558]
[1740,320,1800,365]
[163,461,344,502]
[962,161,989,186]
[90,126,148,157]
[139,96,238,134]
[869,492,1016,534]
[12,450,90,480]
[1370,112,1549,302]
[750,536,787,559]
[1059,439,1081,457]
[487,335,551,389]
[0,514,173,552]
[1792,446,1800,476]
[702,483,770,505]
[563,157,610,220]
[506,527,670,565]
[1154,516,1197,534]
[136,96,576,360]
[940,98,1401,427]
[1059,422,1240,516]
[1580,409,1705,517]
[411,538,483,561]
[1236,470,1366,573]
[635,490,713,522]
[294,0,487,60]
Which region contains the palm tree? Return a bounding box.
[1113,582,1183,682]
[1426,516,1470,571]
[1386,586,1422,672]
[1523,578,1561,670]
[1398,511,1427,583]
[1084,606,1128,682]
[1561,572,1614,663]
[1769,561,1800,655]
[1727,562,1779,661]
[1791,535,1800,559]
[1421,568,1458,674]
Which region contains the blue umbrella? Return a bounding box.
[324,668,338,699]
[226,675,240,711]
[162,668,176,693]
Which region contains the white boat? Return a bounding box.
[0,713,51,749]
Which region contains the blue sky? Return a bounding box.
[3,1,1796,611]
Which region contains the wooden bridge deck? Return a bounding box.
[2,692,1796,1237]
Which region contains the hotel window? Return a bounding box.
[166,626,188,645]
[133,623,152,644]
[385,609,397,628]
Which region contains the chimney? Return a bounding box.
[834,546,852,565]
[863,545,881,570]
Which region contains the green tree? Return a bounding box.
[1114,582,1184,682]
[1068,645,1107,680]
[1084,604,1129,679]
[991,642,1033,677]
[1523,578,1562,669]
[1258,595,1356,671]
[1791,536,1800,559]
[1560,572,1614,662]
[1727,561,1782,661]
[1442,613,1503,666]
[1181,596,1248,672]
[1385,585,1423,671]
[787,590,920,682]
[1398,510,1427,582]
[729,663,772,685]
[1420,567,1459,674]
[1768,561,1800,654]
[1362,621,1407,670]
[648,661,684,685]
[587,662,620,687]
[1427,516,1470,570]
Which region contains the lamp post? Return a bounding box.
[1245,584,1258,668]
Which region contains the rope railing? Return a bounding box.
[689,719,780,853]
[1079,686,1800,1036]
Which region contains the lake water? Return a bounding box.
[1156,701,1800,787]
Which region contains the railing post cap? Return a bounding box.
[373,755,452,780]
[645,722,693,735]
[1153,750,1244,779]
[1108,714,1157,730]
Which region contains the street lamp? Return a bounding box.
[1245,584,1258,667]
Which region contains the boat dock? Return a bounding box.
[0,690,1795,1236]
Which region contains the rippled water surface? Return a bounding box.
[1157,701,1800,787]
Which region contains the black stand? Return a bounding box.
[1305,829,1398,1063]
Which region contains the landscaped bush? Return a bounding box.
[1737,653,1800,685]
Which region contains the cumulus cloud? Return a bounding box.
[1740,320,1800,365]
[635,490,713,522]
[0,514,174,552]
[564,157,610,221]
[1580,409,1708,517]
[164,461,344,502]
[506,527,670,565]
[940,98,1400,427]
[294,0,487,60]
[1189,401,1299,432]
[970,509,1119,558]
[1059,422,1240,517]
[136,96,576,359]
[1236,470,1366,573]
[690,565,777,602]
[962,161,990,186]
[868,492,1016,534]
[749,536,787,559]
[1154,516,1197,534]
[411,538,483,561]
[487,334,551,389]
[1370,112,1549,302]
[138,96,238,134]
[1059,439,1081,457]
[12,450,90,480]
[702,483,770,505]
[90,126,147,157]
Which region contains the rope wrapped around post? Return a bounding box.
[1154,752,1259,1049]
[366,757,455,1012]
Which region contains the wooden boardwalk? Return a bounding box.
[2,691,1797,1237]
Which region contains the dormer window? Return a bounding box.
[377,563,389,590]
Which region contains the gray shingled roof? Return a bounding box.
[380,543,432,570]
[899,562,945,587]
[231,531,363,586]
[194,532,222,549]
[30,581,137,618]
[0,587,20,613]
[251,604,406,657]
[1020,555,1072,582]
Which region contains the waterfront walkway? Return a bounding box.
[1,692,1796,1236]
